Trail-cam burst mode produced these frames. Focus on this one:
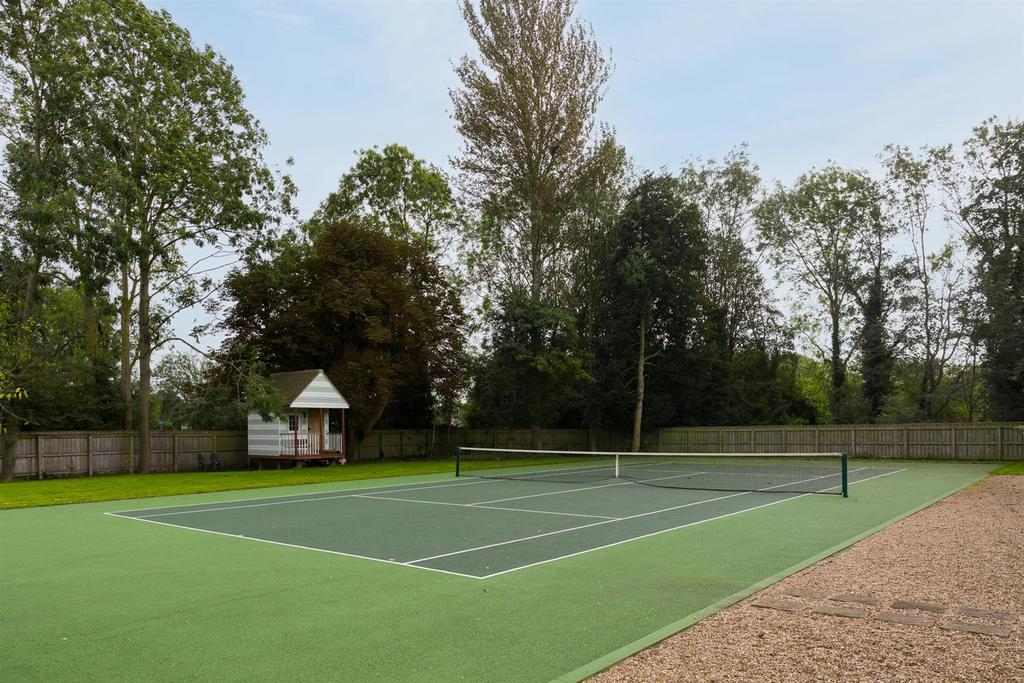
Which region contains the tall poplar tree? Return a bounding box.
[451,0,612,445]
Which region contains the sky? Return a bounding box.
[146,0,1024,353]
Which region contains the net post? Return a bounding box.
[614,453,620,478]
[455,446,461,477]
[841,452,848,498]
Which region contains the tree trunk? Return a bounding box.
[137,259,152,473]
[0,424,19,483]
[120,264,133,431]
[631,311,646,453]
[21,258,40,323]
[829,307,845,418]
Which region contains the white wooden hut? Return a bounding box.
[247,369,350,468]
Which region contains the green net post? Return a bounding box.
[841,452,848,498]
[455,446,461,477]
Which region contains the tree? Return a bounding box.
[679,146,773,361]
[0,293,29,481]
[756,166,882,420]
[310,144,461,252]
[451,0,612,447]
[598,174,706,449]
[222,219,467,457]
[67,0,284,471]
[936,118,1024,420]
[881,146,976,420]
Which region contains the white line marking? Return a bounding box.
[103,512,484,580]
[106,465,905,580]
[114,478,501,519]
[468,472,712,505]
[351,494,619,520]
[475,467,907,578]
[407,468,867,565]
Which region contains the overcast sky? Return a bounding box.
[147,0,1024,353]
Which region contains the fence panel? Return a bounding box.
[5,422,1021,479]
[651,423,1023,461]
[3,431,247,479]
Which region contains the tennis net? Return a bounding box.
[455,448,848,496]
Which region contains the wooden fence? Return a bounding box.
[651,423,1024,460]
[4,431,248,479]
[4,422,1022,479]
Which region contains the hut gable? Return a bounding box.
[270,370,350,409]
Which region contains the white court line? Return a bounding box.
[350,494,619,520]
[476,467,907,578]
[112,477,502,519]
[407,468,868,565]
[106,513,485,580]
[467,472,711,505]
[106,465,905,580]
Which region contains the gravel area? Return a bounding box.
[593,475,1024,682]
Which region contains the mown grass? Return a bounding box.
[0,456,593,510]
[991,462,1024,475]
[0,460,460,510]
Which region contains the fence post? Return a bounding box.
[128,432,134,474]
[815,428,820,452]
[172,433,178,473]
[903,426,909,458]
[36,434,42,479]
[951,426,958,460]
[87,435,93,477]
[781,427,787,454]
[850,427,856,458]
[997,426,1004,460]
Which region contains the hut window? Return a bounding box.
[288,414,298,432]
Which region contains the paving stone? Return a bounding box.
[829,593,880,606]
[875,611,935,627]
[891,599,947,614]
[752,599,805,612]
[782,588,829,599]
[956,607,1017,622]
[940,621,1012,637]
[811,605,868,619]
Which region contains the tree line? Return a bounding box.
[1,0,1021,474]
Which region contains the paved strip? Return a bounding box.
[876,612,935,627]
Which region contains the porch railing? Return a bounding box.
[325,432,344,452]
[278,431,343,456]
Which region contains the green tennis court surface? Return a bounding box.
[108,462,900,578]
[1,460,994,681]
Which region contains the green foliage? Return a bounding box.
[757,165,884,416]
[310,144,461,251]
[222,218,467,443]
[957,118,1024,419]
[466,294,588,429]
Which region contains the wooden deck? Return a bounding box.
[249,452,343,470]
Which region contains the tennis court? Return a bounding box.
[108,451,903,579]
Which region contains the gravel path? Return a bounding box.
[592,475,1024,682]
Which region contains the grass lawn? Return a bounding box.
[0,460,454,510]
[991,461,1024,475]
[0,456,596,510]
